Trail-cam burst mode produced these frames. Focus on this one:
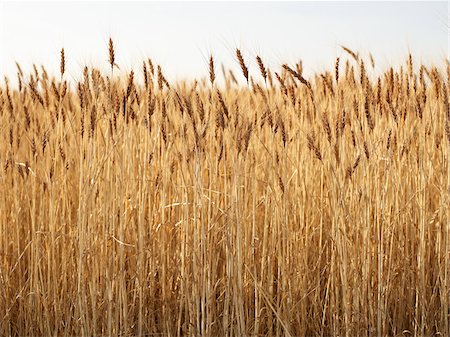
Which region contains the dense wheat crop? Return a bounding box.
[0,42,449,336]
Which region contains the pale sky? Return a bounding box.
[0,1,448,85]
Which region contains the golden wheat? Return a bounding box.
[0,41,448,336]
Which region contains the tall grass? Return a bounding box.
[0,43,448,336]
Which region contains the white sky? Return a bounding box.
[0,1,448,85]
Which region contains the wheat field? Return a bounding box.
[0,41,449,336]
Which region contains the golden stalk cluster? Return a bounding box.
[0,42,449,336]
